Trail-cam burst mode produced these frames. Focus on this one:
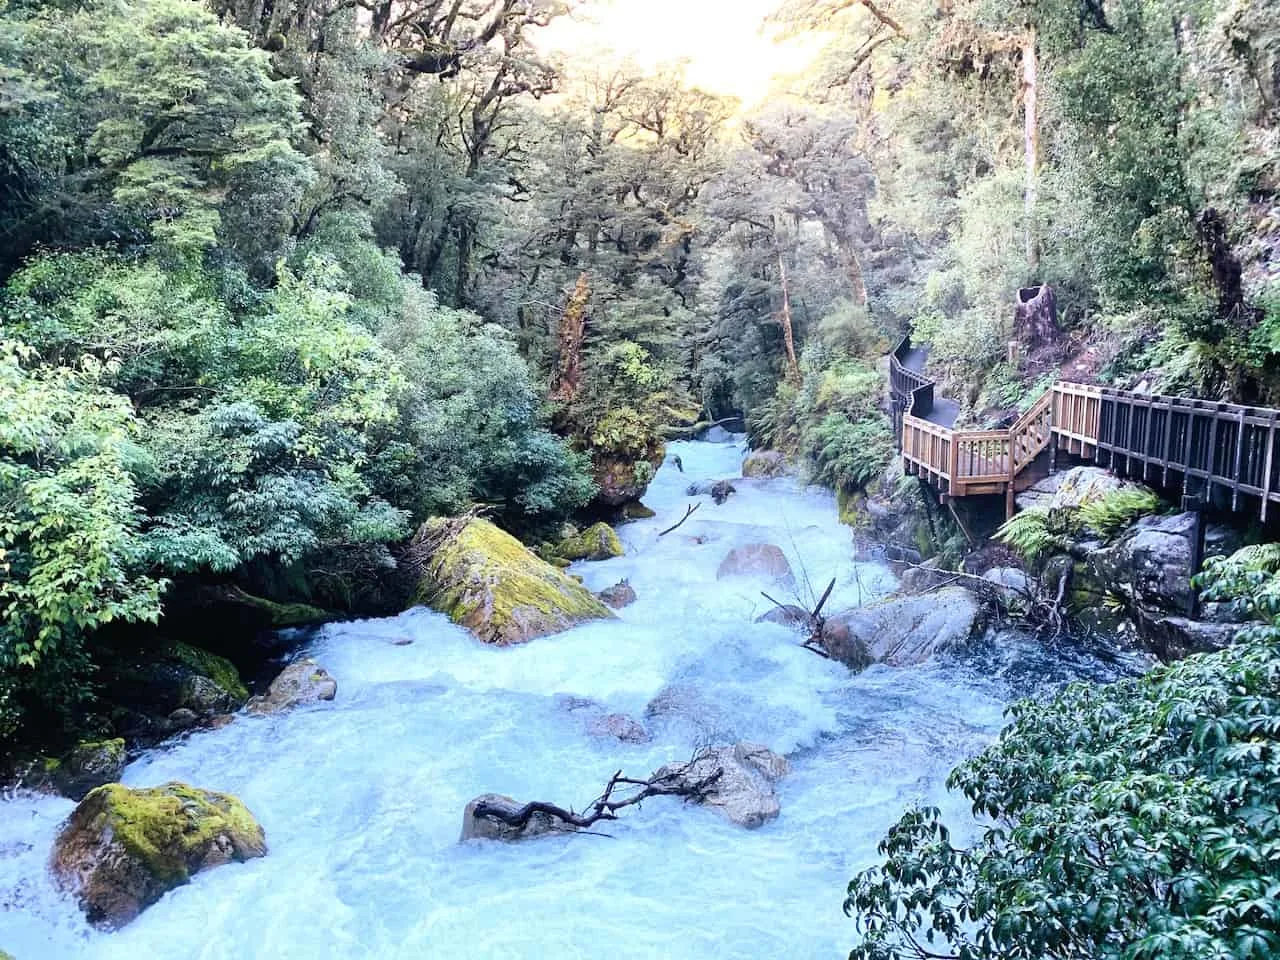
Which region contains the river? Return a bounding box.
[0,437,1129,959]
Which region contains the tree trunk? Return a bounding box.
[777,253,801,383]
[550,273,590,402]
[1022,25,1039,273]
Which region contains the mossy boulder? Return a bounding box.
[102,642,248,728]
[51,782,266,928]
[412,518,613,645]
[622,501,656,521]
[742,450,786,478]
[48,739,127,801]
[555,522,623,562]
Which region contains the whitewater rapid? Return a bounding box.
[0,438,1124,959]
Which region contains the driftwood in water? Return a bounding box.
[471,754,725,834]
[658,503,701,537]
[762,577,837,657]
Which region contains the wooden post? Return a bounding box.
[1263,415,1276,524]
[1231,408,1246,511]
[1161,398,1174,486]
[1182,491,1207,618]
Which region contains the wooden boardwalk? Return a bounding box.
[888,337,1280,521]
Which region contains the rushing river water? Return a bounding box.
[0,438,1131,959]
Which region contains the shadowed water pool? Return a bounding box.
[0,438,1128,959]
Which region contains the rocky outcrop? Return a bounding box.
[411,517,613,645]
[555,522,623,562]
[459,793,575,842]
[597,580,637,609]
[246,658,337,715]
[592,441,665,509]
[823,587,982,668]
[654,742,790,829]
[716,544,793,583]
[1016,466,1147,513]
[742,450,786,478]
[51,782,266,928]
[687,479,736,504]
[100,641,249,741]
[43,739,127,801]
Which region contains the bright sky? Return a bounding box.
[538,0,823,107]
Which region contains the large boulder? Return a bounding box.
[654,742,790,829]
[1047,466,1146,512]
[555,522,623,562]
[742,450,786,478]
[45,739,127,801]
[246,658,337,715]
[1088,513,1197,614]
[51,782,266,928]
[823,587,982,668]
[459,793,575,842]
[716,544,793,583]
[412,517,613,645]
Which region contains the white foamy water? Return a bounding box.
[0,438,1122,959]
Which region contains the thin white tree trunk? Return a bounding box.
[1023,25,1039,272]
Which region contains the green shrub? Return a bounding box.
[1077,487,1162,538]
[846,634,1280,960]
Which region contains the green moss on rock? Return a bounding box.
[413,518,613,645]
[622,501,656,521]
[223,586,328,628]
[168,642,249,703]
[555,522,623,562]
[52,782,266,928]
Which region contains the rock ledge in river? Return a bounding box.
[823,587,982,668]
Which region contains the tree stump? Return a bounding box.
[1014,284,1058,350]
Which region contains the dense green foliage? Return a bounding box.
[846,634,1280,959]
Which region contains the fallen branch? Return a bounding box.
[471,754,724,834]
[658,502,701,537]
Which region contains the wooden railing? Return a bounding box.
[886,342,1280,522]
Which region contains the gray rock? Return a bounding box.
[1045,466,1149,512]
[898,557,949,594]
[459,793,575,842]
[654,742,790,829]
[246,658,337,715]
[1091,513,1196,614]
[597,580,637,609]
[755,604,812,629]
[166,708,198,730]
[587,713,650,743]
[824,587,982,668]
[178,675,228,715]
[1138,614,1243,660]
[716,544,793,583]
[982,567,1034,603]
[1015,472,1065,512]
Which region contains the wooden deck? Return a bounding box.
[888,339,1280,521]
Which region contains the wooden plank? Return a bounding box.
[1263,415,1276,524]
[1205,407,1220,500]
[1231,407,1246,511]
[1161,398,1174,485]
[1141,398,1153,480]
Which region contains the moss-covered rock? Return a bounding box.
[49,739,127,801]
[51,782,267,928]
[101,642,248,728]
[412,518,613,645]
[621,501,656,521]
[168,642,250,704]
[555,522,623,562]
[742,450,786,478]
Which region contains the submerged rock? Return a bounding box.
[741,450,786,478]
[824,587,982,668]
[411,517,613,645]
[46,739,127,801]
[655,742,790,829]
[555,522,623,562]
[597,579,637,609]
[755,604,812,629]
[622,501,656,521]
[587,713,650,743]
[716,544,793,583]
[246,658,337,715]
[52,782,266,928]
[460,793,576,842]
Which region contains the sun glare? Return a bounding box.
[538,0,822,107]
